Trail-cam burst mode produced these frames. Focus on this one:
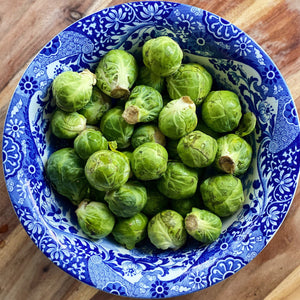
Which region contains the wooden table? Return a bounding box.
[0,1,299,299]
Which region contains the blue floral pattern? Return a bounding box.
[209,257,246,284]
[103,282,127,296]
[2,135,23,177]
[2,1,300,298]
[19,75,38,95]
[150,280,170,298]
[284,100,298,125]
[262,65,281,85]
[41,36,61,56]
[189,271,207,289]
[234,36,253,57]
[204,11,242,41]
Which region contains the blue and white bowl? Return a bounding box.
[2,1,300,298]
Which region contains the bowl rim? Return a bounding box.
[2,1,300,298]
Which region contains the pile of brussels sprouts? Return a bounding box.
[46,36,256,251]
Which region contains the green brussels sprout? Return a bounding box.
[50,109,86,139]
[147,210,187,250]
[165,138,180,160]
[85,149,130,191]
[201,90,242,133]
[166,63,212,106]
[95,49,138,99]
[122,85,163,125]
[131,124,166,149]
[235,111,257,137]
[200,174,245,217]
[185,208,222,243]
[157,161,198,200]
[74,128,108,160]
[100,107,134,149]
[131,142,168,180]
[142,183,169,217]
[112,213,148,250]
[78,86,111,125]
[177,130,218,168]
[52,69,96,112]
[46,148,89,205]
[171,196,199,217]
[214,134,252,176]
[105,181,147,218]
[143,36,183,77]
[76,200,115,239]
[135,65,165,93]
[158,96,198,140]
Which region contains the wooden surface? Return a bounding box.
[0,0,300,299]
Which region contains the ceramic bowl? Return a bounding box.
[3,1,300,298]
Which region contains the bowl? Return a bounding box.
[2,1,300,298]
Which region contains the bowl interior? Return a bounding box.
[3,1,300,298]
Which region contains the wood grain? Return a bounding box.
[0,1,299,300]
[265,265,300,300]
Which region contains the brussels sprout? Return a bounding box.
[135,65,165,93]
[95,49,138,99]
[201,90,242,133]
[166,63,212,106]
[100,107,134,149]
[148,210,187,250]
[85,149,130,191]
[143,36,183,77]
[112,213,148,250]
[200,174,245,217]
[142,183,169,217]
[177,130,218,168]
[78,86,111,125]
[235,111,257,137]
[105,181,147,218]
[131,142,168,180]
[131,124,166,149]
[158,96,198,140]
[74,128,108,160]
[215,134,252,176]
[157,161,198,200]
[185,208,222,243]
[51,109,86,139]
[122,85,163,125]
[171,196,199,217]
[76,200,115,239]
[52,69,96,112]
[46,148,89,205]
